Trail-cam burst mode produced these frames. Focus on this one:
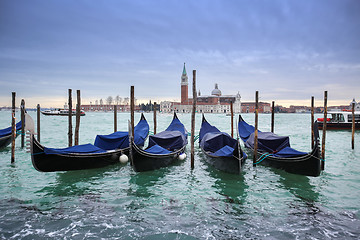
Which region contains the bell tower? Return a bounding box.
[181,63,188,104]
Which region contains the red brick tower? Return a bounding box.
[181,63,188,104]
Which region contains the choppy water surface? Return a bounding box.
[0,111,359,239]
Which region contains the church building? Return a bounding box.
[160,63,242,113]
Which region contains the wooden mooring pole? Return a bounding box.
[191,70,197,170]
[11,92,16,163]
[254,91,259,166]
[68,89,73,147]
[131,86,135,139]
[311,96,314,149]
[271,101,275,133]
[153,102,157,135]
[37,104,41,142]
[321,91,327,170]
[130,86,135,166]
[114,104,117,132]
[74,90,81,145]
[230,101,234,138]
[21,99,25,148]
[352,102,355,150]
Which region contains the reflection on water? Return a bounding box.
[39,164,121,197]
[128,168,170,199]
[275,169,320,203]
[206,163,248,214]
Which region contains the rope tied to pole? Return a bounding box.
[16,130,25,136]
[254,152,272,165]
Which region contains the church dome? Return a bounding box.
[211,83,222,96]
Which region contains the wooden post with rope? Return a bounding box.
[153,102,157,135]
[271,101,275,133]
[11,92,16,163]
[74,90,81,145]
[191,70,197,169]
[230,101,234,138]
[37,104,41,142]
[352,102,355,150]
[321,91,327,170]
[21,99,25,148]
[254,91,259,166]
[311,96,314,149]
[68,89,73,147]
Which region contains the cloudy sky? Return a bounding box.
[1,0,359,108]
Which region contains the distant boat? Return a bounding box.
[26,113,149,172]
[238,115,321,177]
[317,110,360,130]
[130,112,188,172]
[0,121,23,149]
[41,109,86,116]
[199,114,246,174]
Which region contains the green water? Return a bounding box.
[0,111,359,239]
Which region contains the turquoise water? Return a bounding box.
[0,111,359,239]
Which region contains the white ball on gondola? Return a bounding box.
[178,153,186,160]
[119,154,128,164]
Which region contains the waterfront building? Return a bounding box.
[160,63,242,113]
[81,104,140,112]
[241,102,271,113]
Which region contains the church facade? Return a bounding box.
[160,64,241,113]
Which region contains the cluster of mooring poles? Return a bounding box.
[7,84,357,165]
[66,89,82,147]
[250,90,351,171]
[9,92,26,163]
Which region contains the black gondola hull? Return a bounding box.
[0,135,12,149]
[131,142,186,172]
[250,145,321,177]
[31,135,128,172]
[201,149,245,174]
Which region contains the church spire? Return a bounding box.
[182,62,187,76]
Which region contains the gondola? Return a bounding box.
[130,112,188,172]
[199,115,246,174]
[0,121,22,149]
[27,113,149,172]
[238,115,321,177]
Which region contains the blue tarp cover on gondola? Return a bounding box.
[148,131,187,151]
[0,121,22,138]
[213,145,235,157]
[145,144,172,154]
[200,132,237,155]
[44,144,106,155]
[94,117,149,150]
[165,117,188,137]
[245,131,290,153]
[238,118,259,142]
[272,146,307,158]
[199,118,221,143]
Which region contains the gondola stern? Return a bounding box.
[202,113,207,123]
[238,114,245,123]
[30,134,47,172]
